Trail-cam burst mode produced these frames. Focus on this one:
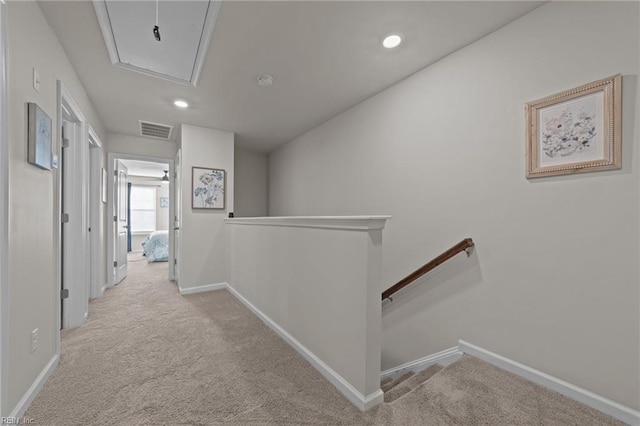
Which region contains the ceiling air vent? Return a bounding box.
[139,121,173,140]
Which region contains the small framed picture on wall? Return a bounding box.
[27,103,52,170]
[192,167,225,209]
[525,74,621,178]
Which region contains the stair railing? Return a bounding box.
[382,238,475,302]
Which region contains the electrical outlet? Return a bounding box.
[31,328,38,354]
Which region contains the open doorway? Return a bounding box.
[122,160,170,258]
[107,154,176,287]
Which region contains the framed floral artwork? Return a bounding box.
[525,74,621,178]
[192,167,225,209]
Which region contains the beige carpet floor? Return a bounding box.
[26,256,622,425]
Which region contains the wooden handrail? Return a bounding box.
[382,238,474,301]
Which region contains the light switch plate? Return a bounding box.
[33,68,40,92]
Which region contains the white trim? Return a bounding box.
[88,126,103,148]
[179,281,383,410]
[105,154,113,287]
[130,231,155,236]
[226,284,383,411]
[178,282,227,295]
[88,127,104,300]
[381,346,461,379]
[0,1,8,415]
[55,83,63,347]
[173,149,181,284]
[190,1,222,86]
[91,0,119,65]
[8,355,59,419]
[459,340,640,426]
[225,216,391,231]
[92,0,221,87]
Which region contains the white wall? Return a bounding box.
[269,1,639,411]
[180,124,234,289]
[157,182,170,231]
[6,1,105,414]
[234,148,268,217]
[227,217,386,409]
[105,132,178,160]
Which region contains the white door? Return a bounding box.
[173,150,181,283]
[62,119,89,328]
[114,160,128,284]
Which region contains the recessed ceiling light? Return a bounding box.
[383,34,402,49]
[257,74,273,87]
[174,100,188,108]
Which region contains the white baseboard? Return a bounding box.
[178,281,382,410]
[226,284,383,411]
[381,346,461,379]
[459,340,640,426]
[9,354,59,418]
[178,282,228,295]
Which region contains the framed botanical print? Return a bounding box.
[525,75,621,178]
[192,167,225,209]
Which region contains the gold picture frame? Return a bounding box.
[525,74,621,178]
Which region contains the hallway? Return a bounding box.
[25,256,363,425]
[24,254,622,425]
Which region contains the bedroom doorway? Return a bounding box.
[123,160,170,258]
[107,153,176,287]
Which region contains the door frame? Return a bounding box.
[0,1,8,416]
[173,149,181,285]
[57,81,89,330]
[113,160,128,284]
[107,153,175,285]
[88,127,105,299]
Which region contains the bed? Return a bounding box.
[141,230,169,262]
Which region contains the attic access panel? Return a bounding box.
[93,0,221,86]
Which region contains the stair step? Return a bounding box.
[384,364,444,403]
[380,376,394,387]
[381,371,414,393]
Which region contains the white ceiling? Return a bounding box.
[39,1,544,153]
[121,159,169,178]
[94,0,218,84]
